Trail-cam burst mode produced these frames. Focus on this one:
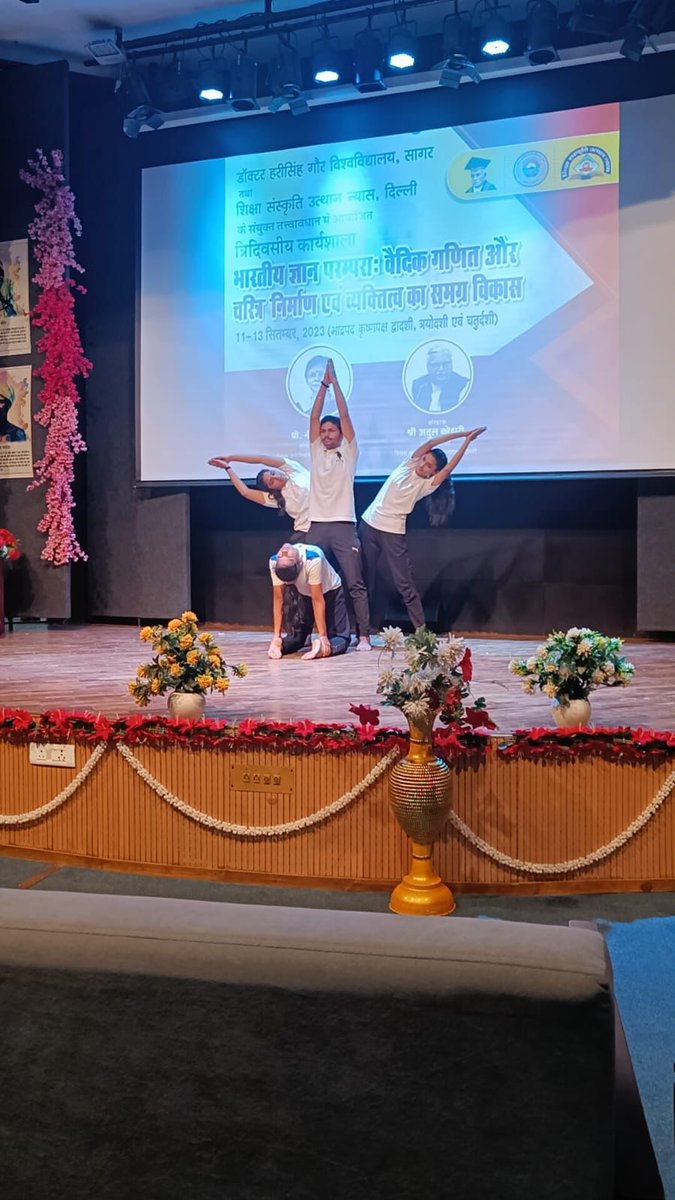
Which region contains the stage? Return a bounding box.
[3,624,675,730]
[0,625,674,898]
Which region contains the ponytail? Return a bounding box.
[425,447,455,528]
[426,479,455,527]
[282,584,304,634]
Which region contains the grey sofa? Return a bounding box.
[0,889,633,1200]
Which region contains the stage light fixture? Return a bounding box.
[439,10,481,85]
[620,19,649,57]
[86,37,126,67]
[354,26,386,92]
[480,9,511,55]
[619,0,655,59]
[526,0,560,64]
[439,53,482,85]
[568,0,616,36]
[150,58,195,111]
[198,65,226,103]
[267,36,310,113]
[230,51,259,110]
[312,34,341,83]
[442,10,473,57]
[387,21,417,69]
[268,37,303,94]
[122,105,165,138]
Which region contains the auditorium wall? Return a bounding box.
[7,54,673,632]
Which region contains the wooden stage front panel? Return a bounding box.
[1,740,673,894]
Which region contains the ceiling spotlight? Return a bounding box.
[526,0,560,64]
[230,52,259,111]
[568,0,616,36]
[86,37,126,66]
[312,34,341,84]
[268,37,303,94]
[287,92,311,116]
[197,65,226,103]
[442,10,473,57]
[149,58,195,111]
[387,20,417,70]
[439,10,480,85]
[354,26,386,93]
[619,19,649,58]
[440,53,482,86]
[122,105,165,138]
[619,0,655,60]
[480,9,511,55]
[268,36,310,113]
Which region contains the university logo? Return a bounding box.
[513,150,549,187]
[561,145,613,181]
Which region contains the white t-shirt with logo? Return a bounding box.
[362,458,439,535]
[262,458,310,533]
[309,436,358,523]
[269,544,342,597]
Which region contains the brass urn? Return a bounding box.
[389,713,455,916]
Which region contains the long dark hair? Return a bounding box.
[426,448,456,528]
[256,468,287,515]
[281,584,304,634]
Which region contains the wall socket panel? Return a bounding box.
[28,743,76,768]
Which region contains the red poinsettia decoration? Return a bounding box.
[458,647,473,683]
[0,529,21,563]
[349,703,381,727]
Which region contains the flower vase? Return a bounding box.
[167,691,206,721]
[551,697,591,729]
[389,713,455,916]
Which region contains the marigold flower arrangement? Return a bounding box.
[376,626,494,731]
[0,529,21,563]
[128,611,247,707]
[508,627,634,704]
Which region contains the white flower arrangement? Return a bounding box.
[508,628,634,705]
[376,626,494,730]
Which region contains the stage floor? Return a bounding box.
[2,624,674,732]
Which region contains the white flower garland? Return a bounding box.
[446,766,675,875]
[115,742,400,838]
[2,740,672,873]
[0,742,107,826]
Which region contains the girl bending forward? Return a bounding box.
[268,543,351,660]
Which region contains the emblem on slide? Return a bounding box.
[560,145,613,181]
[513,150,549,188]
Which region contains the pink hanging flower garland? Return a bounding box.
[20,149,92,565]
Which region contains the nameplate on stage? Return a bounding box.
[230,765,295,793]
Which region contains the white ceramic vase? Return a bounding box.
[167,691,206,721]
[551,697,591,729]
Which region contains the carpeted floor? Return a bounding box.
[2,854,674,1197]
[3,856,675,923]
[599,917,675,1200]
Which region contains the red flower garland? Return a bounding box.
[2,709,671,761]
[20,149,91,565]
[499,726,675,763]
[0,708,489,756]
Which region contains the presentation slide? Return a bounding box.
[138,94,675,481]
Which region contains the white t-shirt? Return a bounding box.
[262,458,310,533]
[269,544,341,598]
[362,458,439,535]
[309,436,358,523]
